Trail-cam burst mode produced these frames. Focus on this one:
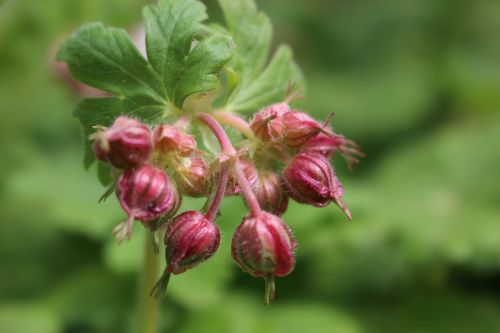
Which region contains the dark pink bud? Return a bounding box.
[281,111,325,148]
[231,212,296,304]
[300,132,346,158]
[301,133,365,170]
[226,159,258,195]
[174,154,209,197]
[165,211,220,274]
[91,117,153,169]
[253,172,289,216]
[113,165,180,241]
[283,152,351,219]
[250,103,290,141]
[153,124,197,157]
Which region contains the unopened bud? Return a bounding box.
[91,117,152,169]
[153,124,196,157]
[164,211,221,274]
[281,111,325,148]
[231,212,296,304]
[113,164,180,241]
[283,152,351,219]
[301,133,365,170]
[253,172,289,215]
[300,132,345,157]
[150,210,220,299]
[174,155,209,197]
[250,103,290,141]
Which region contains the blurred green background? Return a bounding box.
[1,0,500,332]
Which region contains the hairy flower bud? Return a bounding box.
[165,211,220,274]
[250,103,290,141]
[113,164,180,241]
[300,132,345,158]
[253,172,289,215]
[91,117,152,169]
[301,132,365,170]
[283,152,351,219]
[281,111,325,148]
[174,155,209,197]
[226,159,258,195]
[153,124,196,157]
[231,212,296,304]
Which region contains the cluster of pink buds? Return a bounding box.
[90,99,362,304]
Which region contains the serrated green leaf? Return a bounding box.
[219,0,272,82]
[143,0,234,108]
[57,23,166,105]
[74,97,164,168]
[227,45,303,113]
[219,0,303,113]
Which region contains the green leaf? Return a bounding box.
[143,0,234,108]
[219,0,304,112]
[57,23,166,105]
[227,45,303,113]
[219,0,272,82]
[74,97,164,168]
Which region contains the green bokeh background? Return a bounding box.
[1,0,500,332]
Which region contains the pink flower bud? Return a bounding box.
[92,117,153,169]
[299,132,346,158]
[153,124,197,157]
[231,212,296,304]
[250,103,290,141]
[226,159,258,195]
[301,133,365,170]
[283,152,351,219]
[174,155,209,197]
[113,165,180,241]
[165,211,220,274]
[232,212,296,277]
[281,111,325,148]
[253,172,289,216]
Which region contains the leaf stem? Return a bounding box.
[136,231,161,333]
[198,113,261,217]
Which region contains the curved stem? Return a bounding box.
[232,159,261,217]
[212,111,255,139]
[204,161,230,222]
[137,231,161,333]
[198,113,262,217]
[198,113,235,153]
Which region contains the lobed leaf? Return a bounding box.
[143,0,234,108]
[57,23,166,105]
[227,45,303,113]
[219,0,272,83]
[219,0,304,113]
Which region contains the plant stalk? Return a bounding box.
[136,231,161,333]
[198,113,262,217]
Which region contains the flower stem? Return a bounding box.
[204,161,229,222]
[198,113,261,217]
[212,111,255,139]
[264,274,276,305]
[136,231,161,333]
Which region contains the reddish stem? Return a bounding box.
[198,113,262,218]
[204,162,229,222]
